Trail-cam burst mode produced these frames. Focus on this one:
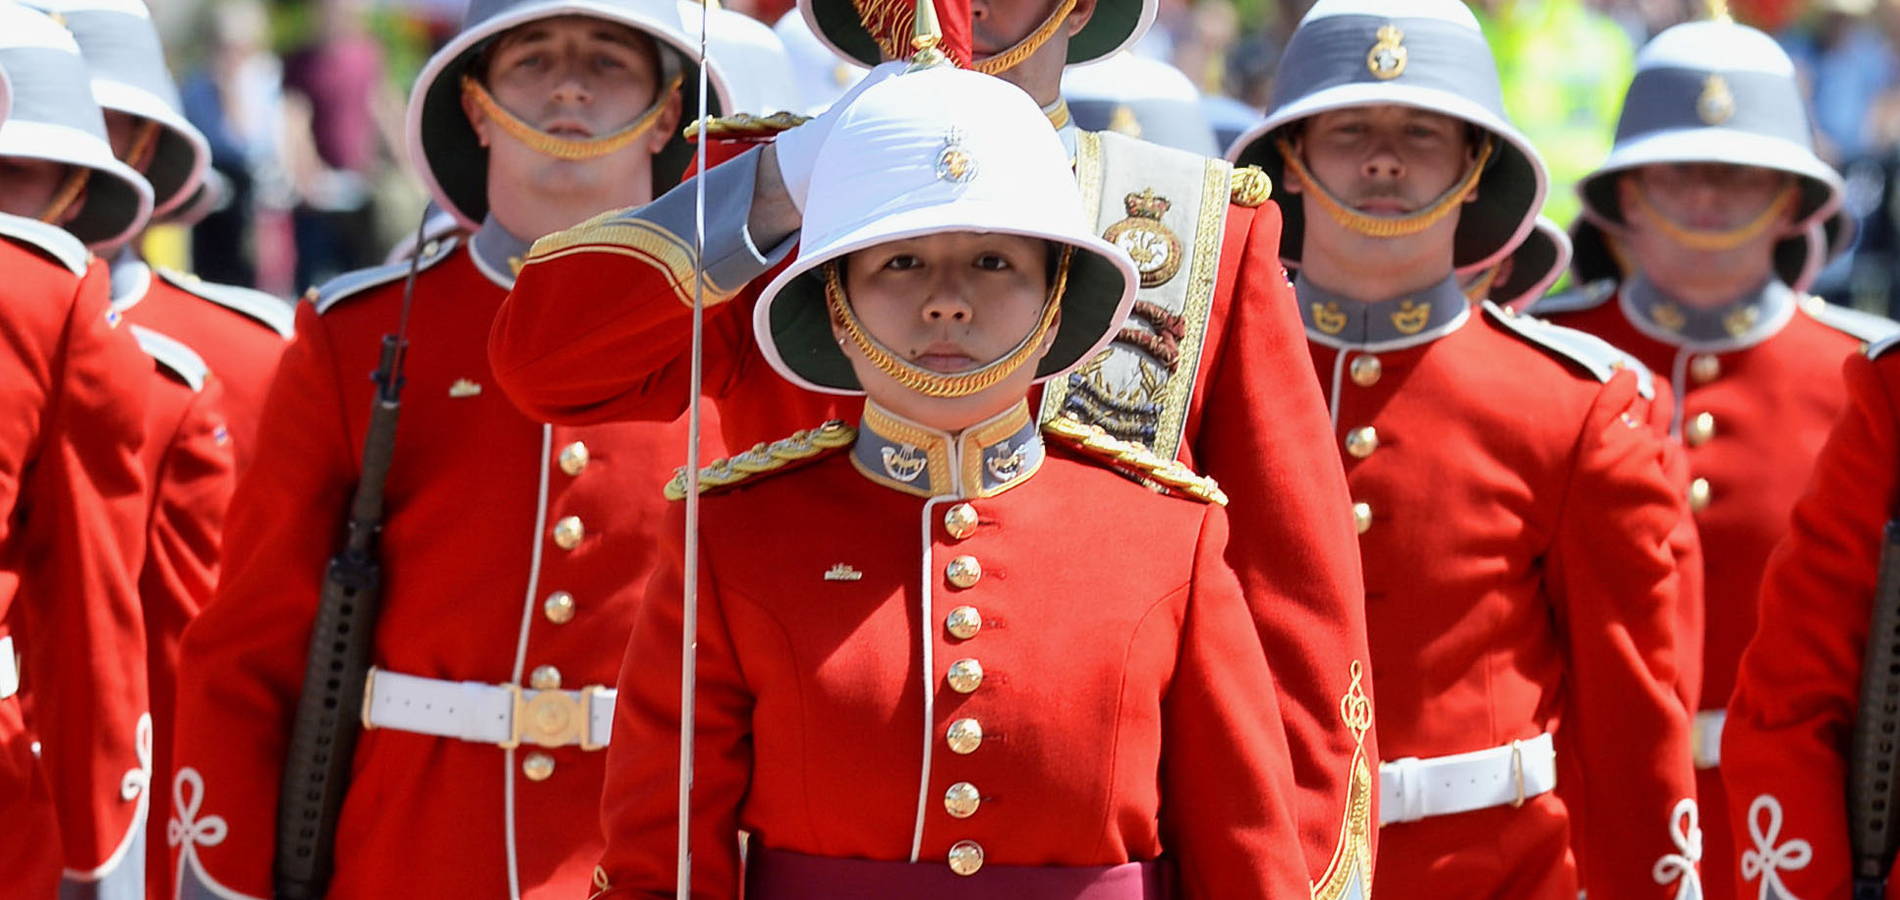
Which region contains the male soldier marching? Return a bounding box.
[1228,0,1700,897]
[1526,15,1895,898]
[490,0,1378,889]
[165,0,735,896]
[0,2,154,896]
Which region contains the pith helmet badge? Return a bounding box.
[1367,25,1408,80]
[1698,74,1736,126]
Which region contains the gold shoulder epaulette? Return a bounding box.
[1229,165,1273,208]
[682,111,813,143]
[662,420,856,500]
[1043,416,1228,506]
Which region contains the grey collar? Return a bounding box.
[1620,273,1796,350]
[1296,273,1472,350]
[851,400,1045,500]
[469,215,533,290]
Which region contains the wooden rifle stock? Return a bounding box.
[1850,521,1900,898]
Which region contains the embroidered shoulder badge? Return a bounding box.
[1044,415,1226,505]
[1103,189,1184,288]
[663,420,856,500]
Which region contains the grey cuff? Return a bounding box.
[642,147,799,294]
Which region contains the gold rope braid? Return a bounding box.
[823,246,1072,398]
[126,121,161,172]
[460,72,684,161]
[1626,180,1797,253]
[973,0,1078,75]
[1276,134,1494,240]
[38,167,91,226]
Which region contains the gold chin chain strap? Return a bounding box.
[973,0,1078,75]
[823,246,1073,398]
[38,167,91,226]
[1627,180,1798,253]
[459,72,685,161]
[1462,263,1500,303]
[1277,133,1494,240]
[126,120,161,172]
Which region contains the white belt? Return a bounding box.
[0,635,16,700]
[361,667,615,750]
[1378,732,1557,826]
[1692,709,1725,770]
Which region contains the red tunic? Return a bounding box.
[0,221,152,899]
[114,261,293,477]
[168,236,697,899]
[125,327,235,900]
[491,144,1376,888]
[1721,342,1900,900]
[1534,284,1885,900]
[595,408,1310,900]
[1302,288,1699,900]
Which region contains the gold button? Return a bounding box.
[946,840,984,876]
[1350,355,1382,387]
[1690,477,1712,513]
[558,441,590,476]
[946,718,983,754]
[944,782,981,818]
[947,659,985,694]
[946,556,982,589]
[522,751,555,782]
[945,606,982,640]
[529,664,563,691]
[1685,412,1715,447]
[1691,354,1721,384]
[1352,502,1372,535]
[943,503,979,540]
[553,516,585,550]
[1345,426,1379,459]
[544,591,576,624]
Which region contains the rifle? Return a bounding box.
[273,215,424,900]
[1848,520,1900,900]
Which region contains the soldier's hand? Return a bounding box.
[771,60,908,212]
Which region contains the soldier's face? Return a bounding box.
[1615,163,1797,296]
[0,155,81,225]
[464,16,678,201]
[965,0,1097,104]
[833,232,1058,428]
[1291,105,1475,217]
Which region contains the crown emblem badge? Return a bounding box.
[936,127,977,184]
[1367,25,1408,81]
[881,444,928,483]
[1312,301,1348,336]
[1698,74,1736,126]
[1651,301,1687,333]
[823,563,864,582]
[1103,189,1184,288]
[1724,304,1760,338]
[1390,299,1432,335]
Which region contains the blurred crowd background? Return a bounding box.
[140,0,1900,310]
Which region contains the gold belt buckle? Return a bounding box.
[501,683,586,749]
[1510,739,1527,808]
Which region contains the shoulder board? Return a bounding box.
[1800,294,1900,345]
[1525,277,1618,317]
[1867,332,1900,360]
[155,267,296,339]
[0,211,89,276]
[1482,301,1655,401]
[1042,415,1227,506]
[663,420,855,500]
[1229,165,1272,208]
[682,111,811,143]
[130,324,208,392]
[311,237,460,315]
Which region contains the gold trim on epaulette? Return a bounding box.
[525,208,742,309]
[1043,415,1227,505]
[1230,165,1273,208]
[663,420,856,499]
[682,111,812,143]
